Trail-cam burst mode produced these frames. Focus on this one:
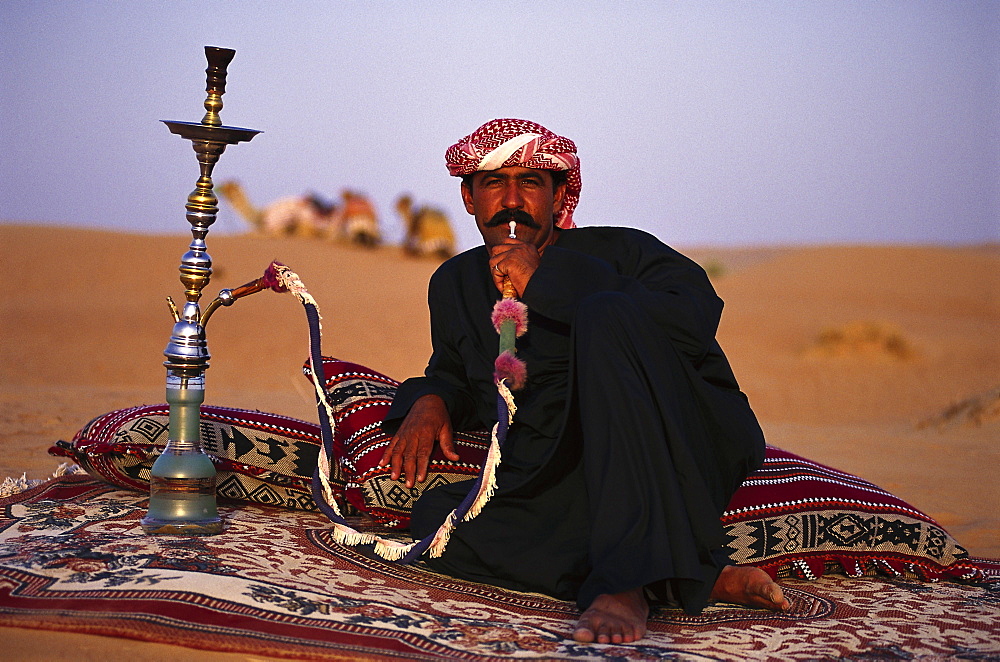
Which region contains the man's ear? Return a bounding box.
[552,181,567,214]
[461,181,476,215]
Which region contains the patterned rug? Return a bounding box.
[1,476,998,661]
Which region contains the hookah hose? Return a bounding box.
[239,260,526,562]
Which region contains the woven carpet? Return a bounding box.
[2,476,997,661]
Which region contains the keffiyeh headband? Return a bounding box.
[445,118,581,229]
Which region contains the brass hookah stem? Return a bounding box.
[501,276,516,300]
[179,46,236,308]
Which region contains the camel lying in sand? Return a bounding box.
[217,180,335,238]
[339,190,381,248]
[218,180,380,247]
[395,195,456,259]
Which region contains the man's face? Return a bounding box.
[461,166,566,251]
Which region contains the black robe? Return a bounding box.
[383,226,765,614]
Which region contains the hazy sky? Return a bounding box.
[1,1,996,251]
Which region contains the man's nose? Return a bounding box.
[501,182,523,209]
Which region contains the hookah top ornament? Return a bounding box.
[161,46,261,377]
[163,47,261,155]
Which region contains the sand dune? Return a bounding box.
[1,224,996,557]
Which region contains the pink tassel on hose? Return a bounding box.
[261,261,289,293]
[491,298,528,336]
[494,350,527,391]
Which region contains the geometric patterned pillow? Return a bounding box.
[306,358,986,582]
[723,445,986,582]
[50,404,336,512]
[50,357,987,584]
[47,358,490,527]
[304,357,490,529]
[306,359,984,581]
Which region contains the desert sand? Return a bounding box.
[2,224,997,554]
[1,224,997,658]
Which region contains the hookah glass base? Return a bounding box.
[141,375,222,535]
[141,445,223,535]
[141,474,223,536]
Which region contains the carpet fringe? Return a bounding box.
[1,463,86,498]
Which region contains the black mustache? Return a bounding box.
[485,209,539,230]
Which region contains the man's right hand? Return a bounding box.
[378,394,459,488]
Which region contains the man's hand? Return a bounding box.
[379,394,459,488]
[488,237,541,296]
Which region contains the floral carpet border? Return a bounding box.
[1,476,998,661]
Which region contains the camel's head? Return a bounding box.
[216,180,239,197]
[395,194,413,217]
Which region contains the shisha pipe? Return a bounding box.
[141,47,260,536]
[173,240,529,558]
[493,221,528,390]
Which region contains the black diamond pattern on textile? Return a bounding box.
[261,472,299,488]
[294,494,317,510]
[383,482,417,508]
[129,417,168,442]
[782,515,803,553]
[249,484,284,506]
[217,475,251,500]
[368,473,458,510]
[924,526,948,559]
[822,513,874,546]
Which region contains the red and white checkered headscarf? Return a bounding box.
[445,118,581,229]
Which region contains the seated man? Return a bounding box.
[379,118,789,644]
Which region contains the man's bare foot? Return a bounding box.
[710,565,791,611]
[572,587,649,644]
